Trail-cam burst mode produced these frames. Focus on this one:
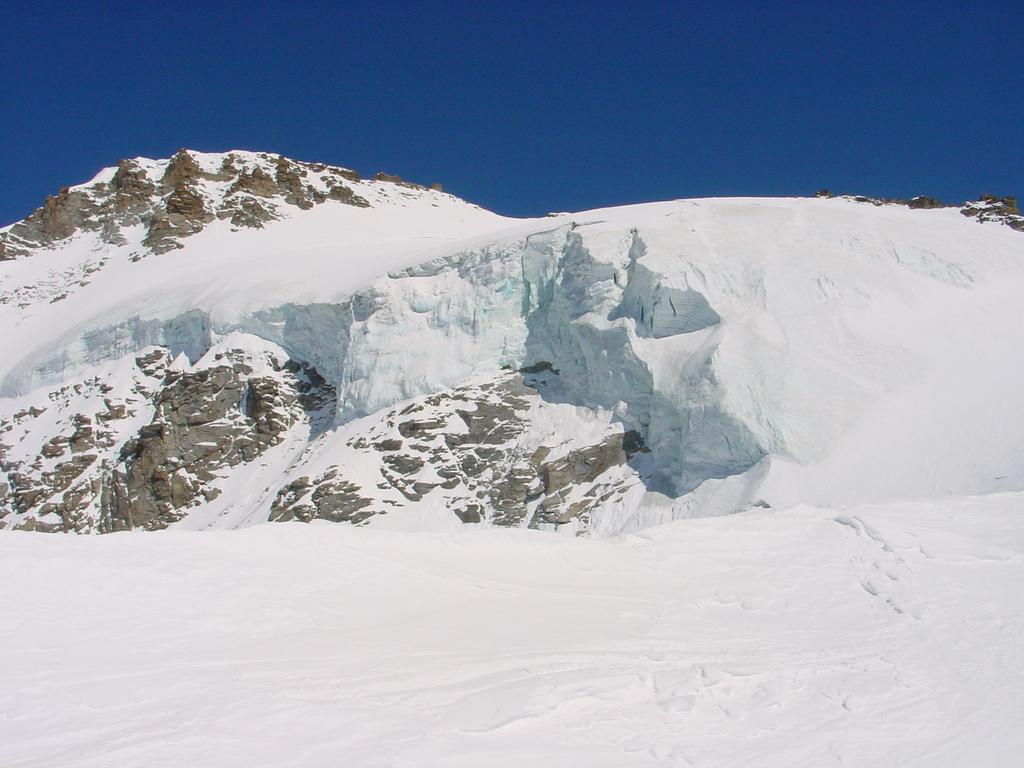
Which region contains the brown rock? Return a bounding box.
[161,150,203,188]
[229,167,278,198]
[328,184,370,208]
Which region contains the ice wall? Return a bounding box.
[2,219,768,514]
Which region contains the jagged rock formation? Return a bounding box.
[815,189,1024,229]
[1,337,334,532]
[101,346,334,531]
[269,369,645,530]
[0,149,387,259]
[961,195,1023,231]
[0,352,169,532]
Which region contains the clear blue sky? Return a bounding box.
[2,1,1021,225]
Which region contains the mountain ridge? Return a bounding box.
[3,149,1021,260]
[0,149,467,261]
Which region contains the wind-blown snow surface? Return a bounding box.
[3,492,1024,767]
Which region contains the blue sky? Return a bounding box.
[2,1,1021,224]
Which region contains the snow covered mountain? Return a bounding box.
[2,149,1023,534]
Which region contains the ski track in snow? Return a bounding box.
[2,492,1023,767]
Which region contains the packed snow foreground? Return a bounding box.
[2,494,1023,766]
[2,151,1024,765]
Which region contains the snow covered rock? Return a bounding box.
[960,193,1024,231]
[0,149,374,260]
[0,334,334,532]
[268,367,645,531]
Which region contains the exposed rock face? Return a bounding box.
[961,195,1024,231]
[328,184,370,207]
[108,160,157,241]
[0,150,376,259]
[531,430,644,526]
[270,471,375,525]
[0,338,335,533]
[0,352,169,532]
[908,195,945,209]
[844,193,953,209]
[373,171,436,190]
[143,182,215,254]
[269,369,644,531]
[101,348,334,531]
[817,191,1023,231]
[2,187,102,258]
[225,196,274,229]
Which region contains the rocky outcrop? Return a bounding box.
[840,193,954,209]
[0,353,169,532]
[961,195,1023,232]
[0,150,375,260]
[530,430,644,526]
[0,187,102,258]
[818,191,1022,232]
[229,167,278,197]
[143,182,215,254]
[270,471,376,524]
[100,348,334,531]
[269,369,643,531]
[0,339,334,533]
[907,195,945,209]
[223,196,275,229]
[373,171,438,191]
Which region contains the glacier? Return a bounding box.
[2,151,1024,534]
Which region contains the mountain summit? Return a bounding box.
[0,149,473,261]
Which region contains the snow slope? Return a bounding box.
[2,492,1023,767]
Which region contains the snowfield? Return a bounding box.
[3,492,1024,767]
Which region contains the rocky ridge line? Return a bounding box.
[815,190,1024,231]
[0,149,450,260]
